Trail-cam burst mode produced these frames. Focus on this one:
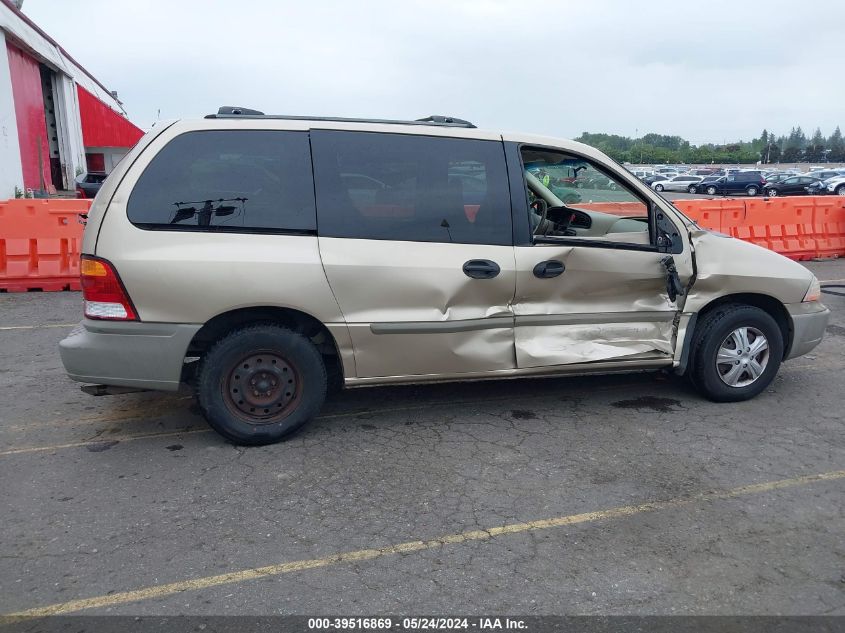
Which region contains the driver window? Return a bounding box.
[521,147,649,244]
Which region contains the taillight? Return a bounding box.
[80,256,138,321]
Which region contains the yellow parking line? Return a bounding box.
[0,428,210,456]
[0,323,76,331]
[4,468,843,618]
[6,380,628,434]
[6,400,192,432]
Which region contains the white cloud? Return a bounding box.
[21,0,845,144]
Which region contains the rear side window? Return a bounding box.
[127,130,316,232]
[311,130,512,245]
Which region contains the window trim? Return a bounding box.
[310,129,515,247]
[509,142,662,253]
[126,129,317,235]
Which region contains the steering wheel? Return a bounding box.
[530,198,553,236]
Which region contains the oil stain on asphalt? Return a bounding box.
[511,410,537,420]
[611,396,681,413]
[86,440,119,452]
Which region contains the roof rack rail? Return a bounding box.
[415,115,475,128]
[214,106,266,116]
[205,109,476,128]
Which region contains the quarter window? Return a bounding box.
[127,130,316,232]
[311,131,512,245]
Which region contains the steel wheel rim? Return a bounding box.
[716,326,769,388]
[224,351,301,423]
[769,189,778,196]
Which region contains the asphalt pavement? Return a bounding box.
[1,261,844,617]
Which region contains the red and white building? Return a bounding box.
[0,0,143,198]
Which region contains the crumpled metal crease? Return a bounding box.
[516,322,674,367]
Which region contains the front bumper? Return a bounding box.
[59,319,202,391]
[785,302,830,360]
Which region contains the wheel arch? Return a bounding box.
[692,293,791,360]
[182,306,347,387]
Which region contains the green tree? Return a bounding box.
[573,124,839,165]
[805,128,826,162]
[828,126,844,162]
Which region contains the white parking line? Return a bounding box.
[0,323,76,331]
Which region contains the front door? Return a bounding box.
[506,141,693,369]
[312,129,517,379]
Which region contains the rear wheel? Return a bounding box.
[746,186,759,196]
[689,304,783,402]
[197,324,326,445]
[688,185,697,194]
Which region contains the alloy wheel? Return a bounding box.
[716,326,769,388]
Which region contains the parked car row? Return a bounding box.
[633,166,845,197]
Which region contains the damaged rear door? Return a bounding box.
[507,142,693,369]
[312,129,517,379]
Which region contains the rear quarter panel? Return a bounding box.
[93,119,353,372]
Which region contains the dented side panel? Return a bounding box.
[512,244,691,368]
[318,237,517,378]
[685,229,814,311]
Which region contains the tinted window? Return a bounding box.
[128,130,316,232]
[311,131,511,245]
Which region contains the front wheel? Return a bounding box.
[689,305,783,402]
[767,188,778,197]
[706,186,717,195]
[196,324,327,445]
[654,184,664,192]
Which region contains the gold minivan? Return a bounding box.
[59,109,830,445]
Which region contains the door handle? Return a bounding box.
[462,259,500,279]
[533,260,565,278]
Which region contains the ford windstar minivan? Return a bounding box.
[60,108,830,445]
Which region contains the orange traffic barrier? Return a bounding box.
[811,197,845,259]
[672,199,723,233]
[678,196,845,261]
[0,198,90,292]
[719,199,745,238]
[570,201,645,217]
[740,198,777,252]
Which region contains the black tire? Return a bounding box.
[706,186,717,195]
[196,324,326,445]
[654,184,664,192]
[688,185,697,194]
[767,188,778,197]
[689,304,783,402]
[746,186,758,196]
[836,184,845,196]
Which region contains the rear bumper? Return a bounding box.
[785,302,830,360]
[59,320,201,391]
